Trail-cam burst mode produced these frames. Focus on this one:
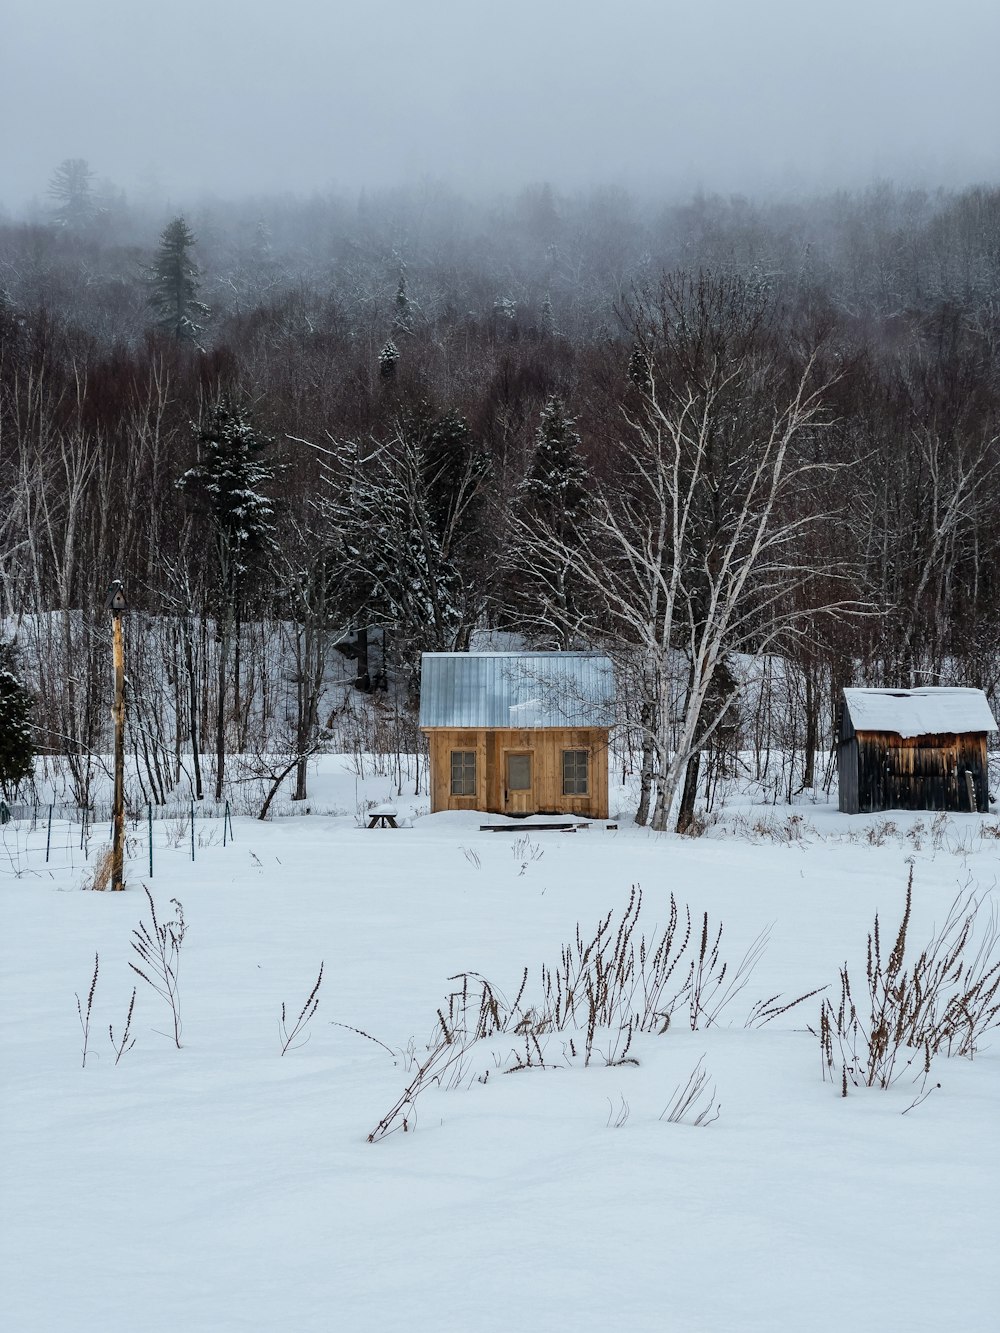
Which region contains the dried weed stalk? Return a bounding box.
[369,885,810,1141]
[109,989,137,1064]
[280,963,324,1055]
[660,1055,720,1126]
[817,867,1000,1095]
[129,887,186,1048]
[75,952,99,1067]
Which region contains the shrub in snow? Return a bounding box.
[817,868,1000,1096]
[367,886,817,1142]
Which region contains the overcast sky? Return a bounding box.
[3,0,998,209]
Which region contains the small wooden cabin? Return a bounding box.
[837,687,997,814]
[419,652,616,818]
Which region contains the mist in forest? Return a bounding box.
[4,0,999,210]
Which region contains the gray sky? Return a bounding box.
[3,0,998,208]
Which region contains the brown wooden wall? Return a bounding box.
[424,727,611,818]
[839,731,990,814]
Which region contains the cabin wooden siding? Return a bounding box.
[424,726,610,818]
[838,730,989,814]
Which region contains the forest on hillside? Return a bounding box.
[1,170,998,827]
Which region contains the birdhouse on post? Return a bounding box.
[106,581,127,614]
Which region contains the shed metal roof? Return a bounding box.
[842,687,998,739]
[419,652,616,729]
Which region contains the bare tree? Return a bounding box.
[529,278,855,830]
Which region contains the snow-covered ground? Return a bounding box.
[2,757,999,1332]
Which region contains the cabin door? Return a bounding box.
[504,751,535,816]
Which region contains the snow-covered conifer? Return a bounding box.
[522,396,589,540]
[177,399,279,799]
[178,398,278,586]
[0,643,34,796]
[378,339,400,379]
[148,216,209,342]
[627,344,653,395]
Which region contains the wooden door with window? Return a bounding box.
[504,751,535,815]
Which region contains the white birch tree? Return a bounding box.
[527,277,854,830]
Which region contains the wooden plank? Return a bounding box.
[479,822,585,832]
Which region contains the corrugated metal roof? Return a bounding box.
[419,652,616,729]
[843,687,998,738]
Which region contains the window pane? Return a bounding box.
[507,754,532,790]
[562,750,589,795]
[450,750,476,796]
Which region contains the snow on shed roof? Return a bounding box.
[419,652,616,729]
[842,687,998,738]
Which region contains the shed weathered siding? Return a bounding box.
[425,726,610,818]
[842,731,989,813]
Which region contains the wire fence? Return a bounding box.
[0,798,236,882]
[0,799,232,827]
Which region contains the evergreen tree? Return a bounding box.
[393,263,414,336]
[523,396,589,540]
[178,399,278,798]
[517,397,592,647]
[540,292,556,336]
[48,158,95,229]
[414,405,487,549]
[378,339,399,380]
[627,344,654,395]
[179,398,278,583]
[0,644,34,797]
[148,216,209,342]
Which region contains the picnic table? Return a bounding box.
[367,806,398,829]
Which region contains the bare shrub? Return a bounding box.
[129,887,186,1048]
[865,819,899,847]
[816,868,1000,1095]
[369,886,815,1141]
[512,832,544,876]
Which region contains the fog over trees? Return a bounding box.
[1,173,998,827]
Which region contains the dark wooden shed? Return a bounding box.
[837,687,997,814]
[419,652,616,818]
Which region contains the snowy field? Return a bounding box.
[2,757,999,1333]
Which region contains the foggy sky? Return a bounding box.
[4,0,998,209]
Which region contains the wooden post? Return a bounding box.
[964,770,977,814]
[111,608,126,890]
[106,581,128,892]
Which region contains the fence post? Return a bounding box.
[191,800,195,862]
[223,800,233,846]
[46,805,53,863]
[148,803,154,877]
